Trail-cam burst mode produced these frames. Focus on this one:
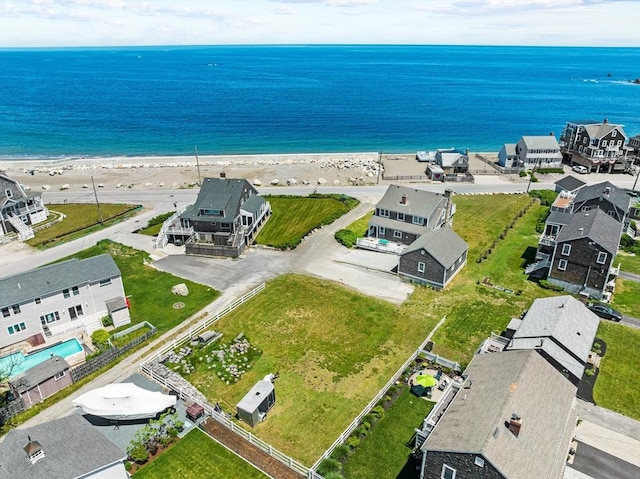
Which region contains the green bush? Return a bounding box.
[345,435,360,449]
[538,168,565,174]
[101,315,113,327]
[335,229,359,248]
[539,279,564,292]
[530,174,539,183]
[529,190,559,207]
[322,472,344,479]
[317,458,343,475]
[331,444,352,462]
[371,405,385,419]
[519,171,527,177]
[146,212,175,228]
[127,442,149,464]
[91,329,111,351]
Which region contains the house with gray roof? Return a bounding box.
[419,350,577,479]
[554,175,586,193]
[366,185,453,246]
[559,119,628,173]
[398,227,468,289]
[572,181,632,225]
[168,177,271,257]
[0,414,128,479]
[0,173,48,241]
[497,143,519,168]
[516,134,563,170]
[9,355,73,407]
[0,254,129,351]
[505,296,600,385]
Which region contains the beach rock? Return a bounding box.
[42,185,51,190]
[97,183,104,188]
[271,178,280,185]
[317,177,327,185]
[116,183,123,188]
[287,178,297,185]
[24,185,31,191]
[158,182,164,187]
[171,283,189,296]
[60,184,70,190]
[253,179,262,186]
[333,179,340,185]
[145,182,153,187]
[302,179,310,185]
[82,184,89,189]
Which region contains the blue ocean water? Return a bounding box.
[0,45,639,159]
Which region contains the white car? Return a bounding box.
[571,165,588,174]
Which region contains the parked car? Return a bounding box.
[587,303,622,322]
[572,165,589,174]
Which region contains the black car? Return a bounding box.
[587,303,622,322]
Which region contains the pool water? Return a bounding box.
[0,338,84,378]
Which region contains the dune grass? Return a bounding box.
[133,428,269,479]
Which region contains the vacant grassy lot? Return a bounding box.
[593,322,640,421]
[27,203,140,247]
[65,240,219,335]
[189,274,440,465]
[133,428,269,479]
[256,195,358,248]
[343,388,434,479]
[611,279,640,317]
[616,252,640,275]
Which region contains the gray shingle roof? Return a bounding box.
[0,414,126,479]
[106,296,127,312]
[521,135,561,150]
[375,184,447,221]
[583,123,626,140]
[10,356,70,394]
[573,181,631,214]
[402,227,468,268]
[179,177,258,221]
[556,208,623,254]
[502,143,517,155]
[423,350,577,479]
[508,296,600,380]
[0,254,121,308]
[368,215,430,236]
[555,175,586,192]
[241,194,266,215]
[546,211,573,226]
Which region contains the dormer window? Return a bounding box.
[201,208,223,216]
[5,189,12,198]
[612,130,617,137]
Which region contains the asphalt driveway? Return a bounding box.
[569,441,640,479]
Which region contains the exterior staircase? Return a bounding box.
[7,214,34,241]
[525,259,551,275]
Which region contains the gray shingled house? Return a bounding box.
[505,296,600,385]
[170,177,271,257]
[554,175,586,194]
[0,173,48,241]
[366,185,452,246]
[0,254,129,351]
[0,414,128,479]
[9,355,73,408]
[398,227,468,289]
[420,350,577,479]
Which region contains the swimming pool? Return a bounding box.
[0,338,84,378]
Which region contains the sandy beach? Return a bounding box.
[0,152,395,192]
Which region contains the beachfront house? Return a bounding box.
[366,185,453,246]
[504,296,599,386]
[0,173,48,241]
[516,135,563,170]
[0,414,128,479]
[559,119,628,173]
[0,254,130,352]
[166,177,271,257]
[419,350,577,479]
[434,149,469,173]
[398,227,468,289]
[9,355,73,408]
[497,143,520,168]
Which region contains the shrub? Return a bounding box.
[371,405,385,419]
[101,315,113,327]
[323,472,344,479]
[530,174,539,183]
[519,170,527,177]
[146,212,175,228]
[335,229,358,248]
[331,444,352,462]
[91,329,111,351]
[539,279,563,292]
[317,458,342,475]
[127,442,149,464]
[529,190,559,207]
[538,168,565,174]
[345,435,360,449]
[585,368,595,377]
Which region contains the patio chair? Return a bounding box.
[434,370,443,381]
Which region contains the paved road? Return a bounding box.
[619,270,640,283]
[576,399,640,442]
[569,441,639,479]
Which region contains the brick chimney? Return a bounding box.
[508,414,522,437]
[444,189,454,224]
[400,194,407,205]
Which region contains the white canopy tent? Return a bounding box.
[72,383,177,420]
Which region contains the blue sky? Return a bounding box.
[1,0,639,47]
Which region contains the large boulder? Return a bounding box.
[171,283,189,296]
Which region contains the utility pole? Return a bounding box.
[376,151,382,185]
[526,157,540,194]
[195,146,202,186]
[91,176,103,225]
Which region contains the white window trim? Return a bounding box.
[441,464,457,479]
[393,230,403,238]
[379,226,386,235]
[54,371,66,381]
[561,244,571,256]
[418,262,425,273]
[378,208,390,218]
[397,212,405,221]
[596,252,607,264]
[412,216,424,225]
[558,259,568,271]
[474,456,485,467]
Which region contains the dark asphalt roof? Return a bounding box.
[402,227,468,268]
[10,356,70,394]
[179,177,259,221]
[555,175,586,192]
[556,208,623,254]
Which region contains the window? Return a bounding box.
[99,278,111,287]
[558,259,568,271]
[378,208,390,218]
[475,456,485,467]
[41,311,60,324]
[201,208,222,216]
[412,216,424,225]
[597,252,607,264]
[612,130,617,137]
[602,140,607,147]
[12,304,21,314]
[68,305,84,320]
[7,322,27,335]
[561,244,571,256]
[54,371,66,381]
[617,140,622,147]
[379,226,386,235]
[63,288,70,299]
[72,286,79,296]
[441,464,457,479]
[393,231,403,238]
[5,189,12,198]
[418,262,425,273]
[35,297,41,304]
[2,307,10,318]
[397,213,405,221]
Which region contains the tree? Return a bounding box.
[0,353,24,390]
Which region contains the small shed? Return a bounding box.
[10,355,72,408]
[237,380,275,427]
[105,296,131,329]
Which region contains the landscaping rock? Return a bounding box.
[171,283,189,296]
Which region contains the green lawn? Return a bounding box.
[616,252,640,275]
[256,195,358,248]
[593,321,640,421]
[27,203,140,247]
[137,211,175,236]
[64,240,219,335]
[133,428,269,479]
[611,278,640,318]
[183,274,440,465]
[343,388,434,479]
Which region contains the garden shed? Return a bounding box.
[237,379,275,427]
